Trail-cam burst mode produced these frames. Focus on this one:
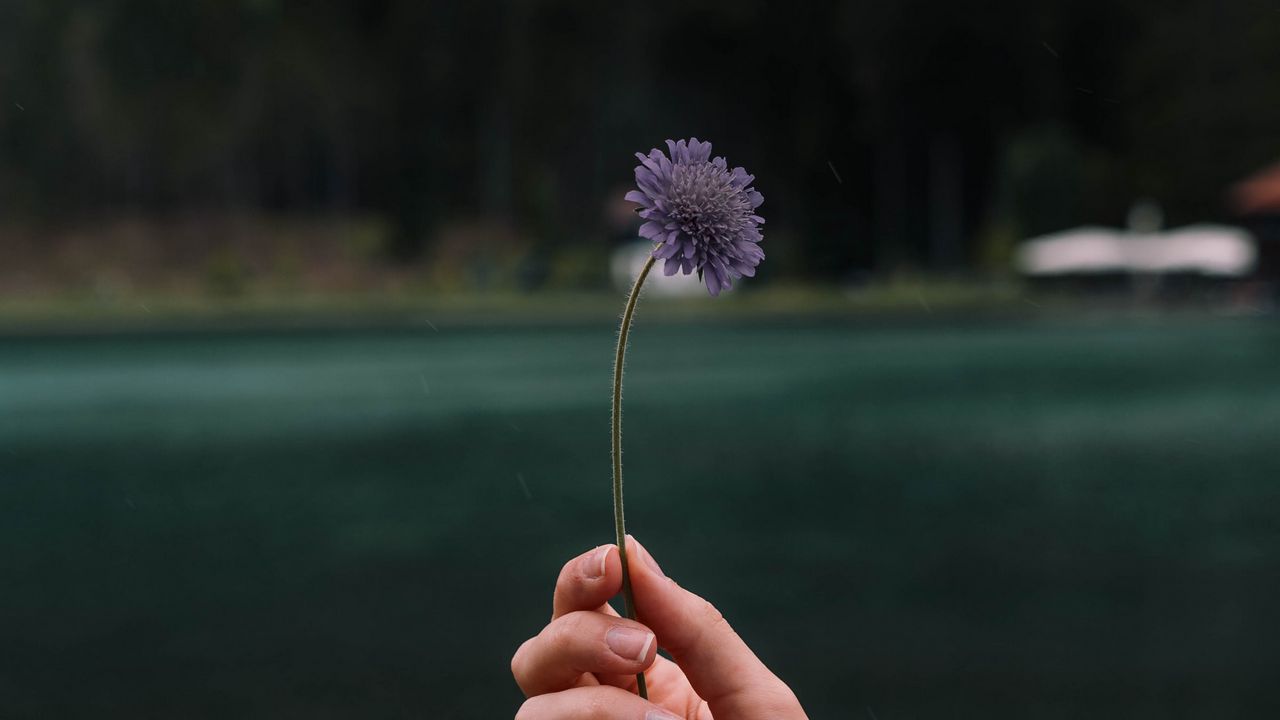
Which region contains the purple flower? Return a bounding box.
[625,138,765,296]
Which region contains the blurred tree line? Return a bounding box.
[1,0,1278,282]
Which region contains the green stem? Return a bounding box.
[612,253,657,700]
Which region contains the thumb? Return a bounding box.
[624,535,807,720]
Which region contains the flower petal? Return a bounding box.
[689,139,713,163]
[653,241,682,259]
[624,192,652,209]
[638,221,665,240]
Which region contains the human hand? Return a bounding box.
[512,536,808,719]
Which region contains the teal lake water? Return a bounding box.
[2,317,1279,718]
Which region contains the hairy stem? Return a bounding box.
[612,253,657,700]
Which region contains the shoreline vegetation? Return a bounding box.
[2,278,1271,337]
[1,213,1269,334]
[4,278,1257,336]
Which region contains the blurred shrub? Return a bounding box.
[544,244,612,291]
[421,218,534,293]
[204,247,249,297]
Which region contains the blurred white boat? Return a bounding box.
[1017,224,1257,277]
[611,242,713,297]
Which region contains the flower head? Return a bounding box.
[625,138,764,296]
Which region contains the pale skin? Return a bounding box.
[512,536,809,720]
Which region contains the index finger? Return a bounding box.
[552,544,624,619]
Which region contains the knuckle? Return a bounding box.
[510,638,529,675]
[553,553,594,609]
[546,611,584,652]
[683,597,737,659]
[510,638,535,694]
[585,692,614,719]
[699,598,727,627]
[762,682,801,707]
[559,548,594,585]
[514,695,543,720]
[761,685,806,717]
[557,558,578,587]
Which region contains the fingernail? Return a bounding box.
[605,626,654,663]
[630,536,664,577]
[583,545,611,579]
[646,710,681,720]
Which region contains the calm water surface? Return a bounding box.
[2,317,1278,718]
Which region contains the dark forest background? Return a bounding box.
[1,0,1279,289]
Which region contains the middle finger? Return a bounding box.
[512,610,657,697]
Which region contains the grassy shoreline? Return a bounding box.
[5,277,1248,335]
